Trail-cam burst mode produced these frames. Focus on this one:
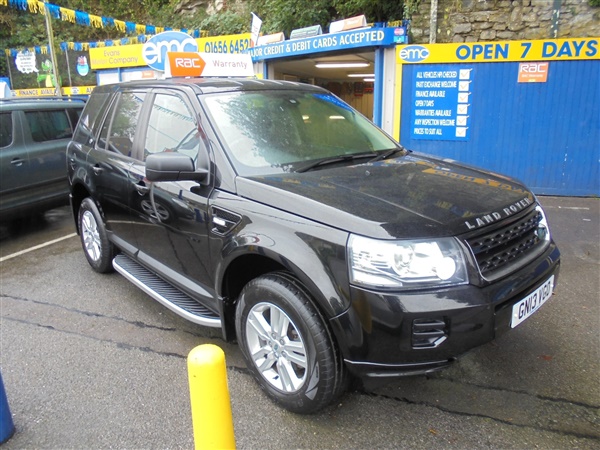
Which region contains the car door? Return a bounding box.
[0,110,30,216]
[127,89,217,309]
[22,107,78,205]
[86,90,146,253]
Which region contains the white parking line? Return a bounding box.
[0,233,78,263]
[543,206,590,210]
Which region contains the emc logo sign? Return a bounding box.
[143,31,198,72]
[399,45,430,63]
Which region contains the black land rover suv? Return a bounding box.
[67,78,560,414]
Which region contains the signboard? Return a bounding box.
[410,65,473,141]
[90,33,252,70]
[165,52,254,78]
[396,38,599,142]
[200,34,252,55]
[12,86,95,97]
[249,27,407,61]
[329,15,367,33]
[15,51,38,74]
[397,38,600,64]
[143,31,198,71]
[89,45,146,69]
[518,62,549,82]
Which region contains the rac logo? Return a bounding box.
[168,52,206,77]
[399,45,430,63]
[142,31,198,72]
[176,56,202,68]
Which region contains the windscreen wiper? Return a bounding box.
[369,147,407,162]
[296,152,376,173]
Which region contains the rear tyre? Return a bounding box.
[235,272,346,414]
[78,197,115,273]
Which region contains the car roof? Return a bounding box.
[91,78,328,96]
[0,96,86,111]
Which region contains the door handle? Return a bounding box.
[134,183,149,195]
[92,165,103,175]
[10,158,25,167]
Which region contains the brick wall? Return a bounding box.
[409,0,600,43]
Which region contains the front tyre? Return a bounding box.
[78,197,115,273]
[235,272,346,414]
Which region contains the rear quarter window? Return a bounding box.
[98,91,145,156]
[73,92,110,145]
[0,112,12,147]
[25,109,73,142]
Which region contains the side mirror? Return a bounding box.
[146,152,208,183]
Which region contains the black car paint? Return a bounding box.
[237,154,535,240]
[68,78,560,380]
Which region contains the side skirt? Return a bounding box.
[113,253,222,328]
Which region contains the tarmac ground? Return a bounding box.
[0,196,598,449]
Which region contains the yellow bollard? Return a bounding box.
[187,344,236,450]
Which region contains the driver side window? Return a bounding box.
[144,94,200,162]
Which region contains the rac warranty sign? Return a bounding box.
[166,52,254,77]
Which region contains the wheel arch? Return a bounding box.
[69,181,92,234]
[219,237,351,344]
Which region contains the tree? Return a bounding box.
[1,0,411,78]
[246,0,336,36]
[0,0,205,78]
[332,0,404,23]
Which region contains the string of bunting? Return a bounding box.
[1,0,208,56]
[6,35,154,57]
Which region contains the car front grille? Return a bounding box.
[465,207,546,279]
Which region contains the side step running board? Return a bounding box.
[113,254,221,328]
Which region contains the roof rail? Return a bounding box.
[0,96,87,103]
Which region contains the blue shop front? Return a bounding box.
[248,24,407,136]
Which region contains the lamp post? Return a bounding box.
[43,0,62,96]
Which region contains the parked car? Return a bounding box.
[0,96,84,223]
[67,79,560,414]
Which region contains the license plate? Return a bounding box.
[511,275,555,328]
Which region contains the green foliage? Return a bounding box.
[589,0,600,7]
[247,0,336,36]
[402,0,422,19]
[332,0,404,23]
[0,0,413,78]
[0,0,205,78]
[200,9,250,36]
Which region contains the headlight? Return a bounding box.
[348,235,468,290]
[535,204,551,243]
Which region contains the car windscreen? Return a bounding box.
[201,90,400,175]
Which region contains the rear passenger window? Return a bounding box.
[98,91,145,156]
[0,112,12,147]
[25,109,72,142]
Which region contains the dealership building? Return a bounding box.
[66,28,600,197]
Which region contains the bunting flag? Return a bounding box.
[0,0,207,38]
[6,35,152,57]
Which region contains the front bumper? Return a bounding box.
[329,241,561,379]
